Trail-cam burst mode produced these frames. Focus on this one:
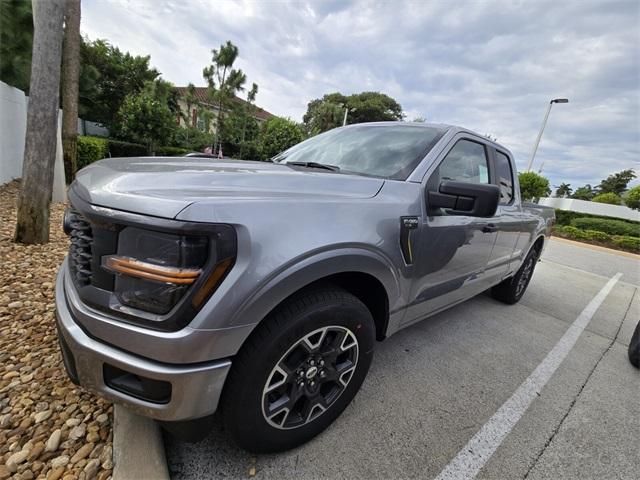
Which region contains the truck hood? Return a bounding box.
[72,157,385,218]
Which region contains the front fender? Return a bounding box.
[228,246,403,336]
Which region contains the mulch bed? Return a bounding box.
[0,181,113,480]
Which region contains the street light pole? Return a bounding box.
[526,98,569,172]
[343,107,348,126]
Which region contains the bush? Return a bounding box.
[591,192,622,205]
[570,217,640,237]
[154,146,189,157]
[77,136,108,169]
[107,138,148,157]
[555,225,587,240]
[612,235,640,252]
[554,209,639,227]
[583,230,611,242]
[518,171,550,201]
[625,185,640,211]
[259,117,306,160]
[77,136,153,170]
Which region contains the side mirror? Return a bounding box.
[427,180,500,217]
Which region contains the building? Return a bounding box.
[174,86,274,133]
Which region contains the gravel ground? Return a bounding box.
[0,181,113,480]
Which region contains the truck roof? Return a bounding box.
[341,121,511,156]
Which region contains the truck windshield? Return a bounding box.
[272,124,446,180]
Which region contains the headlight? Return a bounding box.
[62,207,74,235]
[102,226,232,315]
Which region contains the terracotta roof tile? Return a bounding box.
[175,86,275,121]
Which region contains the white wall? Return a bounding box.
[0,80,66,202]
[538,197,640,222]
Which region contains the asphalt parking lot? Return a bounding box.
[165,238,639,480]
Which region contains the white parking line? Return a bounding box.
[434,273,622,480]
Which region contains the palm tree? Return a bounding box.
[554,183,572,198]
[14,0,66,244]
[61,0,81,184]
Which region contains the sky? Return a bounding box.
[81,0,640,190]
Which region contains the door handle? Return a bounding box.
[482,224,498,233]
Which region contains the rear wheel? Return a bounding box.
[220,285,375,453]
[491,247,539,304]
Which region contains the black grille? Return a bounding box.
[68,209,93,286]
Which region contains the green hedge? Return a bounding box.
[554,226,639,253]
[556,225,586,240]
[583,230,611,242]
[154,146,189,156]
[77,136,108,169]
[570,217,640,237]
[554,209,639,227]
[612,235,640,252]
[107,138,148,158]
[77,136,191,169]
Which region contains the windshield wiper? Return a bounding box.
[286,161,340,172]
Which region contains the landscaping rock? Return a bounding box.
[0,181,113,480]
[45,430,61,452]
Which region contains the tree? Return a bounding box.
[412,116,427,123]
[259,117,305,160]
[61,0,81,184]
[303,97,345,135]
[624,185,640,211]
[596,169,636,196]
[554,183,572,198]
[79,38,159,128]
[221,108,260,158]
[518,171,550,201]
[202,41,247,155]
[15,0,66,244]
[112,80,177,153]
[221,82,260,159]
[0,0,34,92]
[572,184,595,200]
[303,91,404,135]
[592,192,622,205]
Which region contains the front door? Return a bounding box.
[403,137,499,326]
[484,149,522,282]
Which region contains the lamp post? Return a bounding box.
[343,107,356,126]
[526,98,568,172]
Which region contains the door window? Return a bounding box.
[437,140,489,184]
[495,151,515,204]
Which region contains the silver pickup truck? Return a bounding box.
[55,122,554,452]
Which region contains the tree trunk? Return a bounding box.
[61,0,81,184]
[14,0,66,245]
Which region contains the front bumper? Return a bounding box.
[55,266,232,421]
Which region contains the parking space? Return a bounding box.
[165,239,639,479]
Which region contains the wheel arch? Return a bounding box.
[231,249,400,345]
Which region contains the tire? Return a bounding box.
[220,284,375,453]
[629,321,640,369]
[491,247,540,304]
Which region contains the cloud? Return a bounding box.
[81,0,639,188]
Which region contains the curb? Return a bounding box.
[112,405,170,480]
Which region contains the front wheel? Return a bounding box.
[491,247,539,304]
[629,321,639,369]
[220,285,375,453]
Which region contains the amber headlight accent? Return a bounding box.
[103,256,202,285]
[192,257,235,308]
